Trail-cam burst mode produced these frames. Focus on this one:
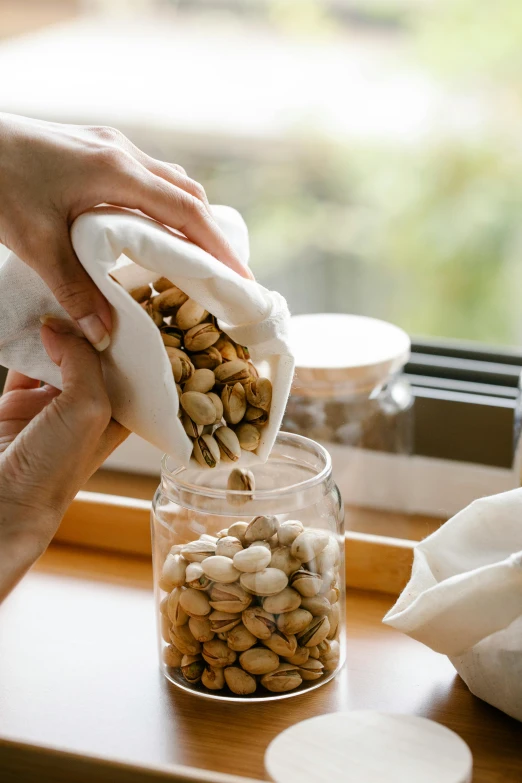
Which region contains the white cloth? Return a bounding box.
[0,205,295,467]
[384,488,522,721]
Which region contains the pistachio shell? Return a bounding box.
[224,666,257,695]
[214,426,241,462]
[176,299,208,330]
[180,539,216,563]
[201,665,225,690]
[202,639,237,668]
[191,346,223,370]
[284,646,310,666]
[129,284,152,303]
[160,614,172,643]
[221,382,246,426]
[181,391,217,426]
[244,515,279,544]
[154,276,175,293]
[188,617,215,643]
[235,423,261,452]
[240,568,288,597]
[209,611,241,633]
[270,547,302,577]
[277,520,304,547]
[181,654,204,683]
[233,546,272,573]
[291,530,330,562]
[181,411,203,439]
[167,587,189,626]
[327,602,341,639]
[290,569,323,598]
[245,377,272,411]
[308,646,320,659]
[263,630,297,658]
[321,639,341,671]
[297,615,331,648]
[242,607,276,640]
[143,300,164,326]
[183,369,216,394]
[193,434,221,469]
[202,556,240,584]
[206,391,224,423]
[227,521,249,544]
[260,664,302,693]
[244,405,268,426]
[162,644,183,668]
[179,588,211,618]
[214,359,249,384]
[263,587,302,615]
[184,322,220,351]
[169,624,201,656]
[226,468,255,507]
[215,335,238,361]
[299,595,331,617]
[298,658,324,681]
[214,536,244,559]
[185,562,212,590]
[239,647,280,675]
[226,623,257,652]
[209,582,252,613]
[160,325,183,348]
[277,608,313,635]
[153,286,188,313]
[159,553,187,591]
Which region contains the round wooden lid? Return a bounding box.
[265,711,473,783]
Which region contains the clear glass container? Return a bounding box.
[152,432,345,702]
[283,314,414,454]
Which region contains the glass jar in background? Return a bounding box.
[152,432,345,702]
[283,314,414,454]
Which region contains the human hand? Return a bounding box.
[0,113,252,351]
[0,317,128,601]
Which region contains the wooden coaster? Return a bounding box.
[265,711,473,783]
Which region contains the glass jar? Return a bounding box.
[283,314,414,454]
[152,432,345,702]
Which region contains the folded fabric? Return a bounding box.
[0,205,295,467]
[384,488,522,721]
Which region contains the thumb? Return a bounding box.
[29,228,112,351]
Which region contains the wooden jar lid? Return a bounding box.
[265,711,473,783]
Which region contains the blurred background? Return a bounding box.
[1,0,522,347]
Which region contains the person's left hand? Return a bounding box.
[0,316,128,601]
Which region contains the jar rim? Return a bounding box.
[160,431,332,501]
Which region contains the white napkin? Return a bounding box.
[0,205,295,467]
[384,488,522,721]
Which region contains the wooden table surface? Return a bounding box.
[0,545,520,782]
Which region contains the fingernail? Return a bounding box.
[77,314,111,352]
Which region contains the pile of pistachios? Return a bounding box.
[158,506,342,697]
[130,278,272,467]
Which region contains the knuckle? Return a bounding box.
[189,180,207,203]
[181,193,208,221]
[82,394,112,428]
[172,163,187,175]
[94,145,126,169]
[91,125,124,144]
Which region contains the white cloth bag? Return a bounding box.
[0,205,295,467]
[384,488,522,721]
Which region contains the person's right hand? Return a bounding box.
[0,113,252,352]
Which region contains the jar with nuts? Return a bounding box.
[152,432,345,701]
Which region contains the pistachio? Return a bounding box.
[276,608,313,635]
[159,553,187,591]
[191,346,223,370]
[263,587,302,615]
[297,616,330,647]
[176,299,208,331]
[188,617,215,643]
[163,644,183,668]
[263,630,297,658]
[209,582,252,613]
[250,540,271,550]
[199,533,219,544]
[216,528,229,538]
[168,544,184,556]
[245,377,272,411]
[235,423,261,452]
[153,276,175,293]
[129,284,152,303]
[242,607,276,640]
[181,391,217,426]
[201,665,225,690]
[144,300,165,326]
[167,587,189,627]
[214,536,243,559]
[298,659,324,681]
[310,539,341,574]
[181,654,205,684]
[193,434,221,469]
[277,520,304,547]
[169,624,201,656]
[290,569,323,598]
[214,335,238,361]
[308,646,320,659]
[226,468,255,507]
[161,614,172,643]
[321,639,341,671]
[214,426,241,462]
[209,611,241,634]
[185,562,212,590]
[236,345,251,361]
[201,555,240,584]
[170,354,194,384]
[240,568,288,597]
[183,368,216,394]
[216,632,228,641]
[244,405,268,426]
[184,322,220,352]
[260,664,302,693]
[214,360,250,385]
[233,546,272,573]
[326,586,341,604]
[239,647,279,675]
[244,515,279,544]
[226,623,257,652]
[227,521,249,544]
[300,594,331,616]
[160,325,183,349]
[270,547,302,577]
[224,666,257,695]
[153,285,188,313]
[327,602,341,639]
[179,588,211,618]
[220,382,246,426]
[181,411,203,439]
[202,639,237,668]
[284,646,310,666]
[291,530,330,563]
[159,595,169,617]
[180,539,216,563]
